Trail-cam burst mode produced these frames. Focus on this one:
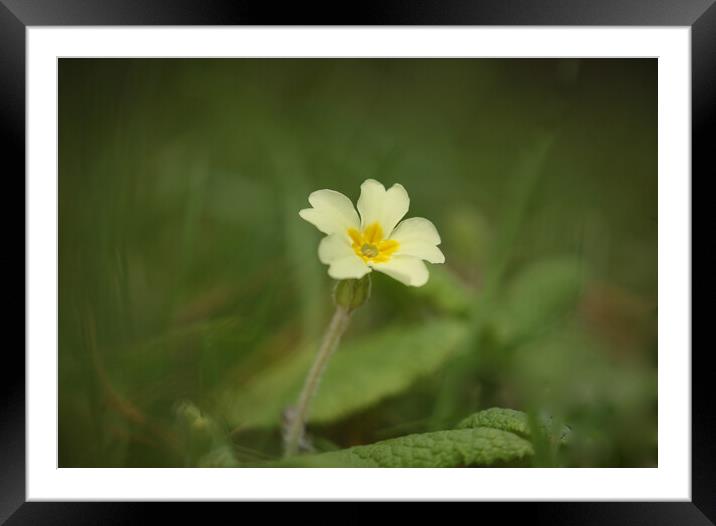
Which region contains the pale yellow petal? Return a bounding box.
[328,255,372,280]
[318,233,353,264]
[390,217,445,264]
[318,234,371,279]
[356,179,410,237]
[299,189,360,236]
[370,255,429,287]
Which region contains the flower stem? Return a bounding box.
[283,304,352,457]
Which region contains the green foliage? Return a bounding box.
[197,446,242,468]
[490,257,585,345]
[275,408,534,467]
[218,319,470,429]
[58,59,657,468]
[413,266,474,316]
[281,428,532,468]
[457,407,530,437]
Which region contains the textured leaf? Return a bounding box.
[277,427,533,467]
[218,319,470,429]
[457,407,530,437]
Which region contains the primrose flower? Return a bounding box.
[299,179,445,287]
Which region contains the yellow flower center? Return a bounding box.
[348,222,400,263]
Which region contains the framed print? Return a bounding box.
[6,0,710,520]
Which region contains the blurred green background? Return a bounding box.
[59,59,657,468]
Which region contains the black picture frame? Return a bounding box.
[4,0,709,521]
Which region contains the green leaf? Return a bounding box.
[492,257,585,343]
[197,445,241,468]
[217,319,470,429]
[258,407,535,468]
[276,427,533,467]
[413,266,474,316]
[457,407,530,437]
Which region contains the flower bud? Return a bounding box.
[334,274,371,312]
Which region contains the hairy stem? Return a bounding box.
[284,305,352,457]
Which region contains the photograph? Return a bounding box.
[57,57,658,469]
